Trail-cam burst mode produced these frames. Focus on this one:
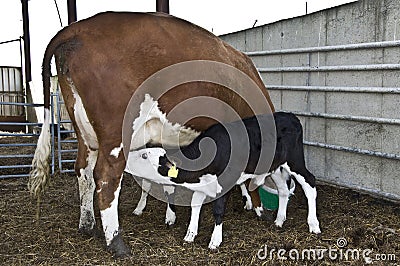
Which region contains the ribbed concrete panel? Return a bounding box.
[220,0,400,201]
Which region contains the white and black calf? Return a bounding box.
[126,112,320,249]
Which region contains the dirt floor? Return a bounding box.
[0,171,399,265]
[0,136,399,265]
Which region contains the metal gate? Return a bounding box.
[0,66,55,179]
[0,101,54,179]
[54,90,77,175]
[0,88,78,179]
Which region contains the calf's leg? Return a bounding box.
[239,183,252,210]
[133,179,152,215]
[270,166,291,228]
[288,169,321,234]
[244,179,264,217]
[163,185,176,226]
[184,191,206,242]
[209,194,228,250]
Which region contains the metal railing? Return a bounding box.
[55,92,77,174]
[251,40,400,160]
[259,63,400,72]
[246,40,400,56]
[244,39,400,201]
[265,85,400,94]
[247,40,400,163]
[0,101,55,179]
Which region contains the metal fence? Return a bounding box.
[240,38,400,201]
[54,91,77,174]
[0,99,55,179]
[247,40,400,163]
[0,78,78,179]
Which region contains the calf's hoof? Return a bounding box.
[132,208,144,216]
[274,217,286,228]
[242,196,253,210]
[107,234,132,258]
[208,224,223,250]
[254,206,264,217]
[165,209,176,226]
[208,235,222,250]
[308,222,321,234]
[183,230,197,242]
[132,206,145,216]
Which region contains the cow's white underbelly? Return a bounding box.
[130,94,200,150]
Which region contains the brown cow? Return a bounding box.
[29,12,274,257]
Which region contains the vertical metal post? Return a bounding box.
[50,93,55,175]
[156,0,170,14]
[67,0,77,24]
[21,0,32,133]
[56,92,62,172]
[21,0,31,86]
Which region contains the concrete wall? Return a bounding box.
[220,0,400,201]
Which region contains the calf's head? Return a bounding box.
[125,147,180,180]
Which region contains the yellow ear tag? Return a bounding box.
[168,165,179,178]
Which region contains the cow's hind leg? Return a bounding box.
[75,137,98,236]
[94,149,131,257]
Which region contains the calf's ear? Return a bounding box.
[158,155,173,176]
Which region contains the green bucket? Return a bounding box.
[258,178,296,211]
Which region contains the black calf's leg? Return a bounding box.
[209,194,228,249]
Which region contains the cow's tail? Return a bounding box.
[28,108,51,199]
[28,27,76,199]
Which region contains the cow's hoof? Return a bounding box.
[107,234,132,258]
[78,227,104,239]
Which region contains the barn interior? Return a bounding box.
[0,0,399,265]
